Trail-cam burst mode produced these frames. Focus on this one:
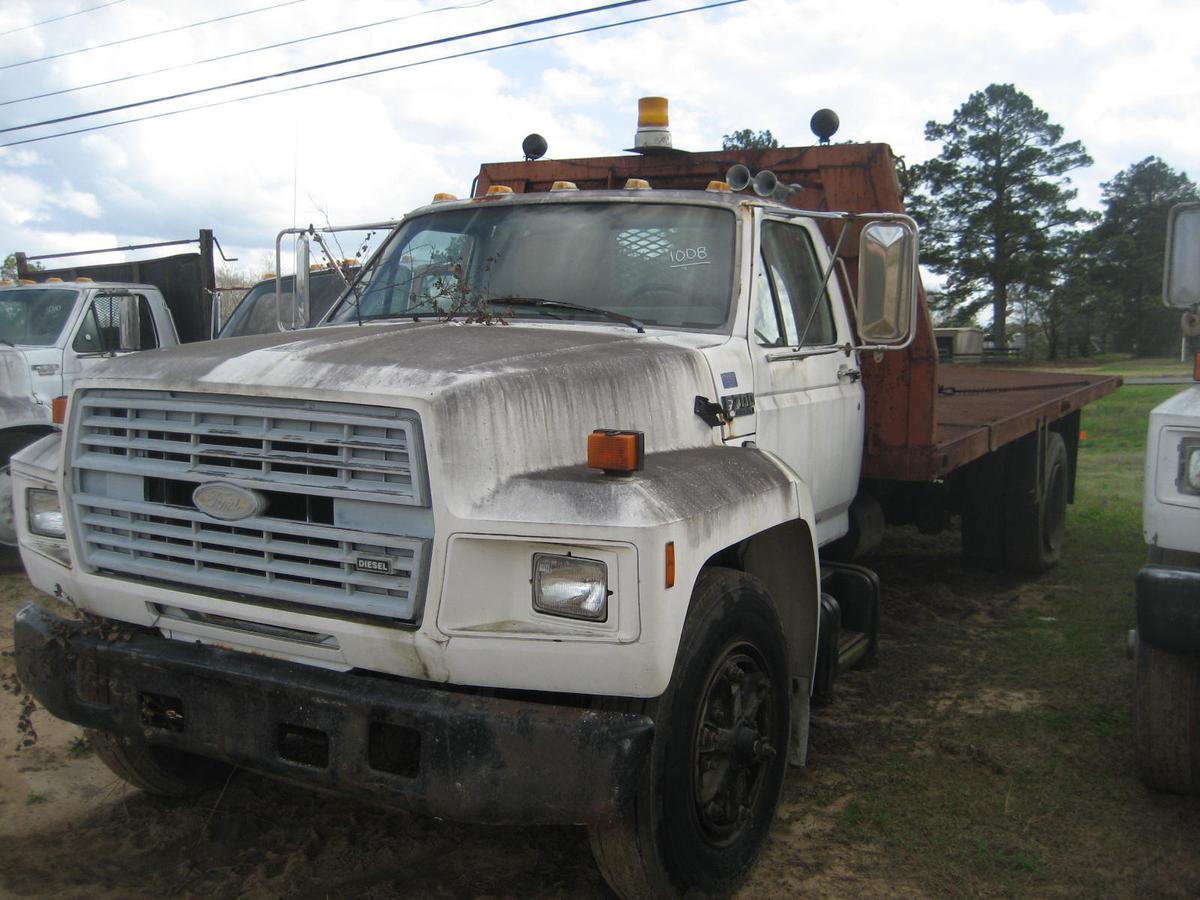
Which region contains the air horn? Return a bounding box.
[724,164,798,203]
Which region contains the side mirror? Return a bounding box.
[1164,201,1200,309]
[274,229,311,331]
[293,234,310,328]
[855,216,919,348]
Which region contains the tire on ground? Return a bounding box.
[588,567,791,899]
[1134,641,1200,794]
[86,729,230,798]
[1005,431,1069,574]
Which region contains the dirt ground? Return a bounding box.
[1,527,1197,899]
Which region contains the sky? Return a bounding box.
[0,0,1196,279]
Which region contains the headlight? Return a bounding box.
[1182,438,1200,495]
[27,488,65,538]
[532,553,608,621]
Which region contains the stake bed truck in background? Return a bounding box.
[0,234,218,551]
[11,101,1119,898]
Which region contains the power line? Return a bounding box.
[0,0,498,108]
[0,0,308,71]
[0,0,654,134]
[0,0,128,38]
[0,0,746,150]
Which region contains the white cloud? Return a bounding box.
[0,0,1197,262]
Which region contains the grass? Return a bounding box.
[786,383,1200,898]
[1013,354,1194,379]
[67,735,91,759]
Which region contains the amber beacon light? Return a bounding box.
[587,429,644,475]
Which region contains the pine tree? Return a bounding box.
[721,129,780,151]
[909,84,1093,346]
[1090,157,1198,355]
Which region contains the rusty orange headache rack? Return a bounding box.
[475,143,1121,483]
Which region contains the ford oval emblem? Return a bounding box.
[192,483,267,521]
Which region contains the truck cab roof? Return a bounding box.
[0,281,159,293]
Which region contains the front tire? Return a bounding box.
[86,729,230,798]
[589,568,791,899]
[1134,642,1200,794]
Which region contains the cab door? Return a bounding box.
[65,291,162,383]
[749,213,863,545]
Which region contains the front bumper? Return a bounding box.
[1135,563,1200,655]
[15,603,653,825]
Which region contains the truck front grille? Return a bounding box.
[68,391,430,624]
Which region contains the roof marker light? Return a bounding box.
[624,178,651,190]
[706,180,732,192]
[44,277,62,283]
[432,192,458,202]
[485,185,514,197]
[550,180,578,191]
[74,276,93,282]
[18,279,35,285]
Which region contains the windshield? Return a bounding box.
[0,288,78,346]
[329,201,736,331]
[220,268,355,338]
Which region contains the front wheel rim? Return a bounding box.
[689,640,778,847]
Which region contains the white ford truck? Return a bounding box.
[10,104,1120,898]
[0,281,184,547]
[1134,200,1200,793]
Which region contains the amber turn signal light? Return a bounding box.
[51,395,68,425]
[588,429,644,475]
[1194,351,1199,383]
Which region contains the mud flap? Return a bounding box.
[789,675,811,767]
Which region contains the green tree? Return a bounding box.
[2,253,41,282]
[722,128,780,150]
[909,84,1093,346]
[1088,157,1198,355]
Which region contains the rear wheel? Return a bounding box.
[86,729,230,798]
[1134,642,1200,794]
[589,568,790,899]
[1005,431,1068,573]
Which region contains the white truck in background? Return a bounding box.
[1134,200,1200,793]
[0,233,220,554]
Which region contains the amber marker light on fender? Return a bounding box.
[587,429,644,476]
[666,541,676,588]
[51,396,68,425]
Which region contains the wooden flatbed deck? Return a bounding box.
[931,366,1121,477]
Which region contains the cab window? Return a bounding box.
[754,221,837,347]
[73,294,158,353]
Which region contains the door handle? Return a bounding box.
[837,365,862,382]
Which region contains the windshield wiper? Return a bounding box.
[492,297,645,334]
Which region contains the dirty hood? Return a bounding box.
[76,322,723,507]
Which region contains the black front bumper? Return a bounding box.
[14,603,653,825]
[1136,563,1200,655]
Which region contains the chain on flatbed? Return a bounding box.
[937,380,1093,396]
